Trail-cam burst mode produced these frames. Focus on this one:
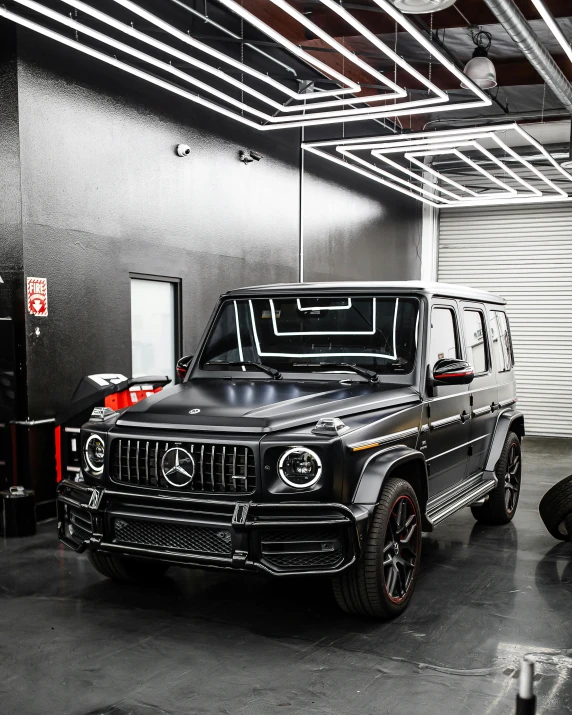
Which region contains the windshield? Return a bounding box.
[200,295,419,376]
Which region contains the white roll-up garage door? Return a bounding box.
[438,203,572,437]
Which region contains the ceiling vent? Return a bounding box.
[390,0,457,13]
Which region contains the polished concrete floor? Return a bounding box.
[1,437,571,715]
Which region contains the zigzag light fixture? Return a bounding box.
[303,123,572,207]
[530,0,572,65]
[0,0,492,130]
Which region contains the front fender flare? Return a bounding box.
[485,409,525,474]
[353,445,429,510]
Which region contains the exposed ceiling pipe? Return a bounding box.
[482,0,572,114]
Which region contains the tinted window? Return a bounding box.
[463,310,488,374]
[201,296,420,375]
[429,307,459,367]
[490,311,514,372]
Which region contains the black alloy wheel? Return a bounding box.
[333,478,422,619]
[383,495,419,604]
[504,442,521,515]
[471,431,521,525]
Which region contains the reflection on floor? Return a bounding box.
[1,437,571,715]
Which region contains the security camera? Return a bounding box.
[176,144,191,157]
[239,149,264,164]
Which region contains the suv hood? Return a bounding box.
[115,379,420,434]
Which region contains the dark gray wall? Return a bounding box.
[0,29,26,414]
[303,153,422,281]
[3,25,422,422]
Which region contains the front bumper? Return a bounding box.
[57,480,370,576]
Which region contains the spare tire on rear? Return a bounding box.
[539,474,572,541]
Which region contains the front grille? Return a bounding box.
[110,440,256,493]
[113,518,232,555]
[260,527,344,571]
[265,552,343,568]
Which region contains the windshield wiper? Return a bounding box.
[205,361,282,380]
[293,362,379,383]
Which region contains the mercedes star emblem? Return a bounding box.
[161,447,195,488]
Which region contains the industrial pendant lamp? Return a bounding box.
[389,0,457,12]
[461,30,497,90]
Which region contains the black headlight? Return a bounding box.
[84,434,105,476]
[277,447,322,489]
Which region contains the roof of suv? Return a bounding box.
[224,281,506,305]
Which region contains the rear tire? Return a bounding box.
[333,478,422,619]
[87,551,169,583]
[539,474,572,541]
[471,431,521,525]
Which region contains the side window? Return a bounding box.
[490,310,514,372]
[429,307,460,368]
[463,309,488,374]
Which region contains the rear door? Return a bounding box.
[489,309,517,409]
[424,302,471,497]
[460,303,498,476]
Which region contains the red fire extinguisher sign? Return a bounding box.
[27,277,48,317]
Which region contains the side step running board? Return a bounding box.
[426,474,497,527]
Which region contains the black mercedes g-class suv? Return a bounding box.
[57,282,523,619]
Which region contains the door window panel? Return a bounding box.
[490,310,514,372]
[131,278,176,382]
[463,310,488,374]
[429,308,460,367]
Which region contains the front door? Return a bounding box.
[424,302,471,498]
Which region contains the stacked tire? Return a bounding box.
[539,475,572,542]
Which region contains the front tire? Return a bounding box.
[87,551,169,583]
[471,431,521,525]
[333,478,422,619]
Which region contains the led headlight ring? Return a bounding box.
[278,447,322,489]
[84,434,105,475]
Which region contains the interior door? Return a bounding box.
[424,302,471,497]
[461,303,498,476]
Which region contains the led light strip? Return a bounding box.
[111,0,451,121]
[1,0,492,129]
[296,299,352,311]
[269,298,378,335]
[247,300,398,360]
[530,0,572,64]
[372,139,539,201]
[304,123,572,207]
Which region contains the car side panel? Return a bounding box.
[341,403,423,504]
[352,445,428,506]
[485,409,525,474]
[459,301,498,476]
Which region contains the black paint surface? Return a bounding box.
[1,438,571,715]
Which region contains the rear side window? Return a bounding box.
[429,307,460,367]
[463,309,488,374]
[489,311,514,372]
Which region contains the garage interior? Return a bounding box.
[1,0,571,713]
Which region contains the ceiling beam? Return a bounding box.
[293,0,571,37]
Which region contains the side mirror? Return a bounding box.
[176,355,194,380]
[431,359,474,387]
